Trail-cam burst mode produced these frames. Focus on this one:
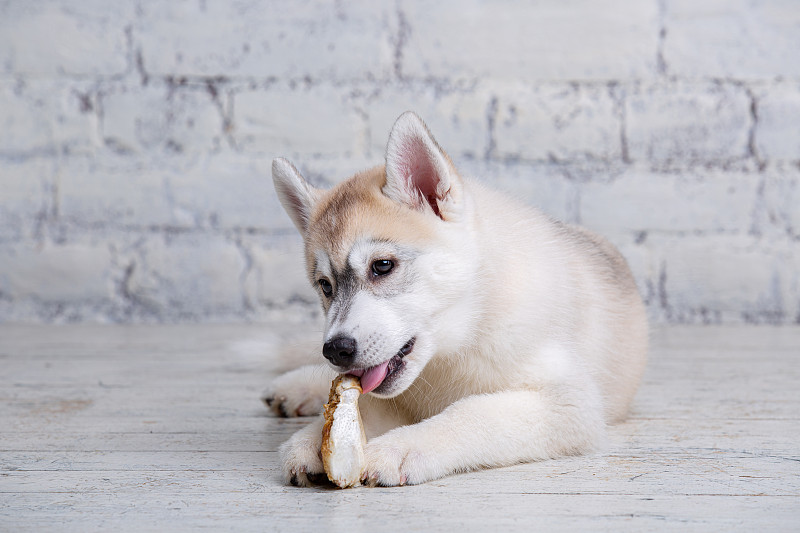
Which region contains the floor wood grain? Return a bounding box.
[1,324,798,531]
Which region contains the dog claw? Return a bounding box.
[278,402,290,418]
[264,393,313,418]
[288,465,329,487]
[289,466,309,487]
[289,468,301,486]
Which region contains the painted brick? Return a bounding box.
[0,0,798,325]
[242,236,316,308]
[658,235,799,324]
[0,0,130,78]
[365,86,490,158]
[494,83,621,162]
[58,155,175,228]
[0,159,52,242]
[168,153,279,230]
[0,241,113,302]
[663,0,800,79]
[760,173,800,239]
[579,170,758,234]
[126,236,246,317]
[460,160,580,224]
[135,1,392,80]
[625,83,751,166]
[754,83,800,163]
[59,153,281,231]
[0,80,100,155]
[100,83,224,155]
[605,233,661,319]
[234,85,364,157]
[402,0,659,82]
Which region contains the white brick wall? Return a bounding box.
[579,170,759,234]
[754,83,800,163]
[0,0,798,324]
[494,83,621,162]
[625,82,753,167]
[0,1,131,78]
[235,86,365,157]
[136,2,393,80]
[662,0,800,79]
[402,0,660,81]
[1,240,113,303]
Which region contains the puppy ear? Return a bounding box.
[383,111,462,220]
[272,158,319,233]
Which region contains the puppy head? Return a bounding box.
[272,112,472,397]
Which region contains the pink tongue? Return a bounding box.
[348,360,390,394]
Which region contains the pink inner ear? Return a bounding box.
[399,137,442,217]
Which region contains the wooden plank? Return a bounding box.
[649,325,800,350]
[1,324,799,531]
[0,493,797,532]
[3,344,798,420]
[1,449,797,496]
[1,417,795,452]
[0,451,278,472]
[2,344,797,383]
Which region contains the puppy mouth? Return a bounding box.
[346,337,415,394]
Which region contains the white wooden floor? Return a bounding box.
[1,324,798,531]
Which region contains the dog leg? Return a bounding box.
[362,387,605,486]
[279,416,327,486]
[262,364,337,417]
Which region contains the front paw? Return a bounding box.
[280,419,326,487]
[362,435,433,487]
[262,365,330,417]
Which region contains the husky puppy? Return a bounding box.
[265,111,647,486]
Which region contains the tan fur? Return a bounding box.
[304,166,438,274]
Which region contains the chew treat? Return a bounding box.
[321,374,367,488]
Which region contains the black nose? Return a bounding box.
[323,336,357,367]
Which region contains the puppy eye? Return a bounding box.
[371,259,394,276]
[318,279,333,297]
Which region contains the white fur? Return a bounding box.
[268,111,648,487]
[272,157,319,233]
